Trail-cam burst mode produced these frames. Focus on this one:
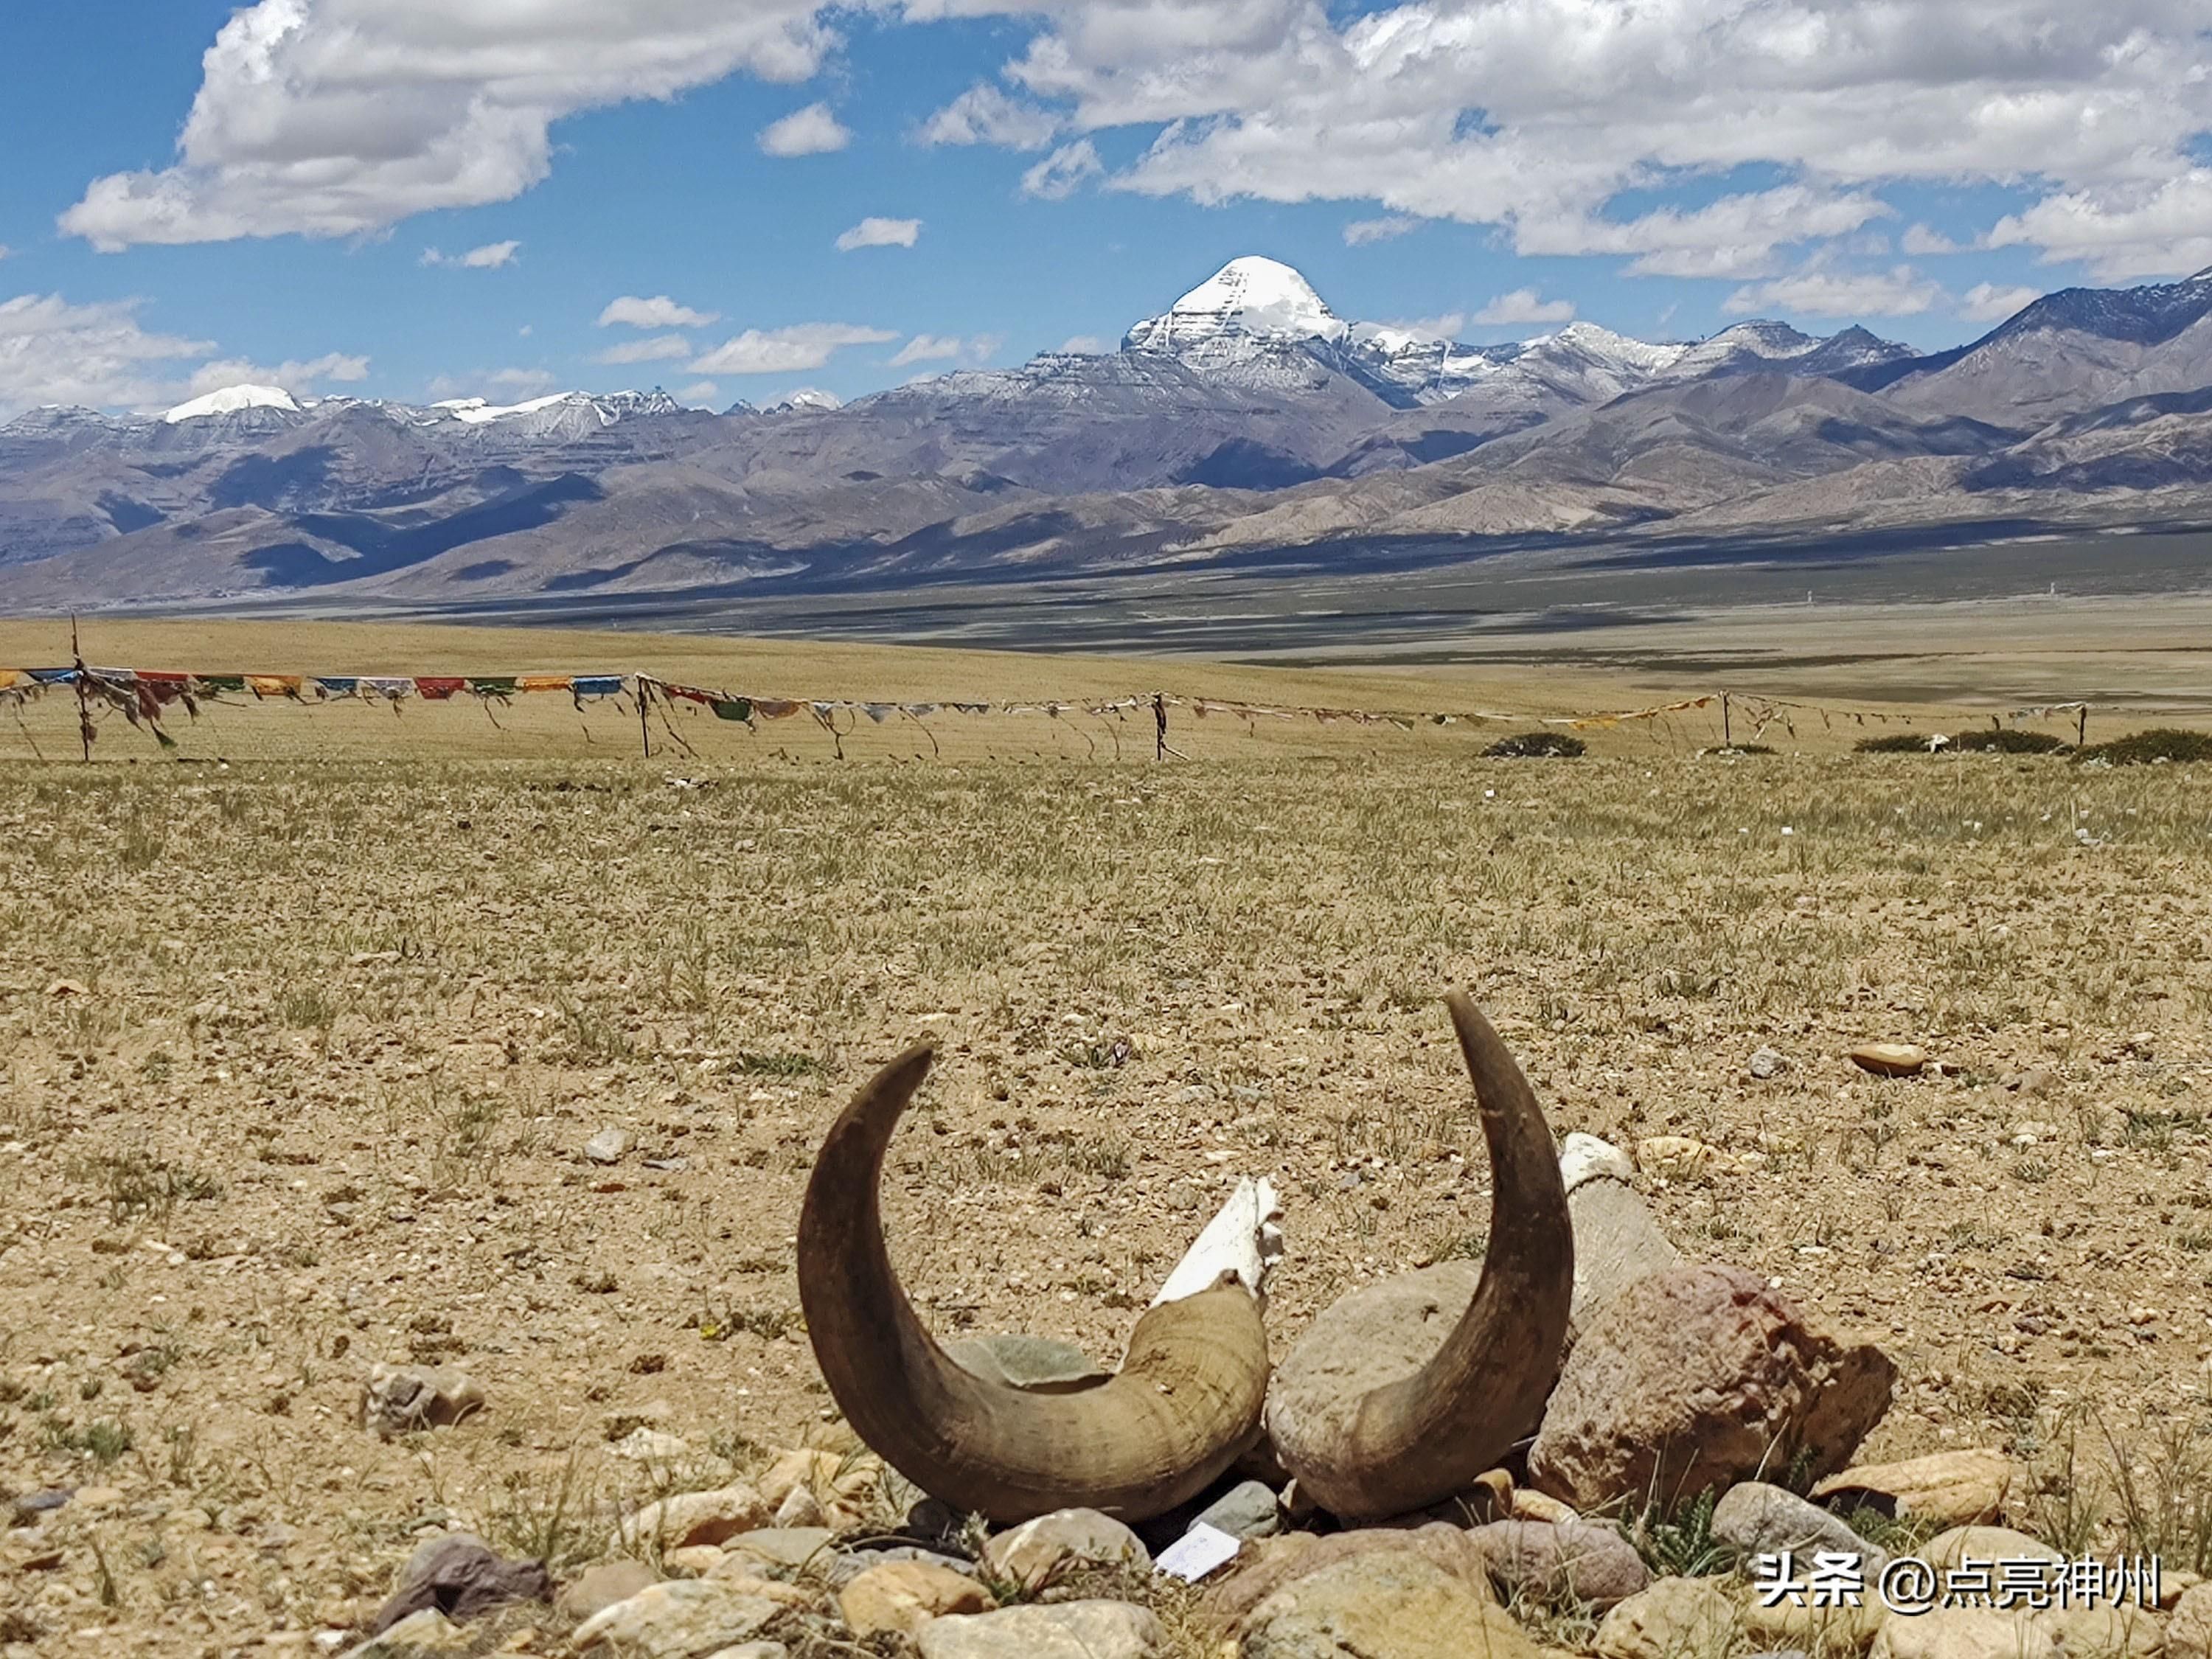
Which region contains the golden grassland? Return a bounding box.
[2,617,2212,1654]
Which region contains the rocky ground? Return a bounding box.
[2,748,2211,1657]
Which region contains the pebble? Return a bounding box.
[1711,1482,1888,1576]
[1848,1043,1928,1077]
[619,1483,772,1551]
[918,1599,1163,1659]
[1237,1551,1537,1659]
[583,1127,633,1165]
[558,1559,658,1621]
[338,1608,467,1657]
[838,1561,993,1639]
[981,1509,1149,1592]
[1749,1048,1787,1079]
[1810,1448,2020,1528]
[571,1580,786,1657]
[359,1365,484,1439]
[1193,1479,1282,1542]
[1595,1576,1745,1659]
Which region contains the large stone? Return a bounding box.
[839,1562,993,1639]
[558,1559,658,1622]
[622,1484,773,1551]
[1715,1483,1890,1576]
[2166,1584,2212,1659]
[1200,1523,1499,1632]
[1529,1266,1896,1512]
[1744,1593,1888,1655]
[360,1365,484,1439]
[1869,1609,2059,1659]
[981,1508,1148,1592]
[1849,1045,1928,1079]
[918,1599,1162,1659]
[1467,1518,1652,1611]
[1239,1551,1541,1659]
[571,1580,785,1657]
[2031,1603,2163,1658]
[1266,1262,1486,1509]
[1811,1452,2023,1528]
[367,1531,552,1633]
[1595,1577,1745,1659]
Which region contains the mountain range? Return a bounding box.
[4,255,2212,613]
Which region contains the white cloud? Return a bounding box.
[1902,224,1965,255]
[674,380,721,407]
[887,333,1004,367]
[689,322,896,375]
[1343,215,1418,246]
[0,246,10,262]
[186,351,369,396]
[487,368,556,392]
[61,1,835,248]
[0,291,214,414]
[758,102,849,158]
[919,83,1061,149]
[1725,263,1943,317]
[421,240,521,268]
[599,294,719,330]
[426,367,557,400]
[1020,139,1103,201]
[1958,281,2044,323]
[594,333,692,365]
[1988,170,2212,281]
[835,216,922,251]
[1057,335,1108,354]
[1472,289,1574,325]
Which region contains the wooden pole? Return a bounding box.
[72,614,91,762]
[2077,706,2089,748]
[1153,692,1167,762]
[1721,690,1732,748]
[637,677,652,760]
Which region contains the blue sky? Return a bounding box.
[3,1,2208,417]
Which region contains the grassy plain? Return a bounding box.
[2,617,2211,1654]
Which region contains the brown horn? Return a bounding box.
[1269,990,1573,1519]
[797,1042,1270,1524]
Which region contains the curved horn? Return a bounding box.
[1273,990,1574,1519]
[798,1042,1270,1524]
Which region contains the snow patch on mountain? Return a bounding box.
[162,384,299,424]
[1124,256,1349,352]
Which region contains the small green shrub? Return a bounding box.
[1485,731,1586,759]
[1854,732,1935,754]
[2075,728,2212,765]
[1952,728,2064,754]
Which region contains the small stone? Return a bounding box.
[981,1509,1149,1592]
[1750,1048,1787,1079]
[839,1562,993,1639]
[621,1484,773,1551]
[1636,1136,1723,1181]
[2015,1069,2059,1096]
[2167,1582,2212,1659]
[1512,1489,1580,1525]
[1237,1551,1537,1659]
[1194,1480,1282,1542]
[1869,1608,2057,1659]
[772,1486,823,1528]
[557,1560,658,1621]
[699,1646,786,1659]
[1467,1518,1652,1611]
[693,1570,815,1610]
[360,1365,484,1439]
[1713,1483,1888,1576]
[1918,1527,2062,1573]
[341,1607,469,1656]
[1810,1450,2023,1528]
[1596,1577,1745,1659]
[1199,1524,1499,1632]
[714,1527,838,1577]
[583,1127,633,1165]
[827,1547,975,1588]
[611,1428,692,1463]
[664,1546,728,1576]
[1848,1044,1927,1078]
[571,1580,785,1657]
[919,1600,1162,1659]
[366,1531,552,1634]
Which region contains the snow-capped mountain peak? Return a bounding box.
[1124,255,1348,352]
[162,383,300,424]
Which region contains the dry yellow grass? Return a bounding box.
[2,618,2211,1655]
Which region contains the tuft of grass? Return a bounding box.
[729,1051,821,1077]
[2098,1411,2212,1577]
[69,1151,223,1225]
[1854,732,1937,753]
[490,1447,598,1573]
[1625,1486,1734,1578]
[1952,729,2064,754]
